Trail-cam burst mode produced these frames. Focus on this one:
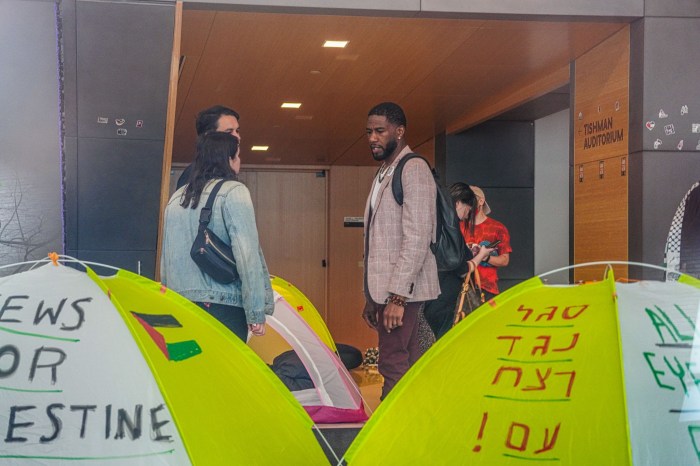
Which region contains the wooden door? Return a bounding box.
[239,169,328,316]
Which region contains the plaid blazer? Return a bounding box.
[363,147,439,304]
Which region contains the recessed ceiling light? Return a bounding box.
[281,102,302,109]
[251,146,269,151]
[323,40,348,48]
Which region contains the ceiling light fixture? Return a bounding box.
[323,40,348,48]
[251,146,269,151]
[281,102,302,109]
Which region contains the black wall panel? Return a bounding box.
[640,17,700,154]
[64,136,78,251]
[76,1,173,140]
[628,15,700,279]
[481,187,535,285]
[77,138,163,251]
[630,151,700,279]
[445,121,534,188]
[62,0,175,278]
[445,121,535,291]
[645,0,700,17]
[66,249,156,279]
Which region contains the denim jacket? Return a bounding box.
[161,179,274,324]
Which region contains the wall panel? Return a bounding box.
[0,1,63,269]
[573,26,630,281]
[63,0,175,277]
[327,165,378,351]
[446,120,535,291]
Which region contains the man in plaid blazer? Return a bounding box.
[361,102,439,399]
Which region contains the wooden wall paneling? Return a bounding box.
[573,156,629,281]
[174,9,626,167]
[172,9,215,163]
[447,64,570,134]
[327,166,378,351]
[413,137,435,165]
[156,1,182,281]
[242,170,328,317]
[573,27,630,166]
[573,26,630,282]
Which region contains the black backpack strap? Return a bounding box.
[198,179,227,232]
[392,153,427,206]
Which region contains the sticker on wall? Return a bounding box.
[659,109,669,118]
[136,120,143,128]
[692,124,700,133]
[665,124,676,136]
[681,105,689,116]
[598,160,605,179]
[343,216,364,228]
[115,118,126,126]
[615,101,620,111]
[578,112,583,120]
[654,138,663,149]
[696,140,700,150]
[117,128,127,136]
[621,157,627,176]
[578,165,584,183]
[678,140,684,151]
[646,121,656,130]
[97,117,108,124]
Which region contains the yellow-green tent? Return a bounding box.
[0,263,329,465]
[271,275,336,352]
[345,268,700,465]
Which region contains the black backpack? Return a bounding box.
[391,154,468,274]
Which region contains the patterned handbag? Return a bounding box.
[453,261,485,326]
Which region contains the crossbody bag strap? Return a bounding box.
[471,262,485,303]
[197,179,227,232]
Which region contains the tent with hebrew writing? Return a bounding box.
[253,275,367,424]
[0,259,329,465]
[344,263,700,465]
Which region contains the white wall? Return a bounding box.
[534,109,570,283]
[0,1,63,269]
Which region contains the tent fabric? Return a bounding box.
[0,264,329,465]
[344,270,700,465]
[271,275,337,352]
[263,292,367,424]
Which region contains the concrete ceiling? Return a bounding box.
[172,9,626,167]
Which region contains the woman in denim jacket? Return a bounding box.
[161,132,274,341]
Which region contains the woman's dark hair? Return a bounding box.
[449,182,477,235]
[180,132,239,209]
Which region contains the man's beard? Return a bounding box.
[371,137,398,162]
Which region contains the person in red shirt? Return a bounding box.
[460,186,512,301]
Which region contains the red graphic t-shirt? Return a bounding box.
[461,217,512,294]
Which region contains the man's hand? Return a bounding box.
[362,301,378,330]
[383,302,405,333]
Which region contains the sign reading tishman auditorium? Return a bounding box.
[582,116,625,150]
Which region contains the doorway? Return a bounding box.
[239,169,328,316]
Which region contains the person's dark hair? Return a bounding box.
[450,182,477,235]
[195,105,240,136]
[367,102,407,128]
[180,132,239,209]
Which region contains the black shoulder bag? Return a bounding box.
[190,179,240,284]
